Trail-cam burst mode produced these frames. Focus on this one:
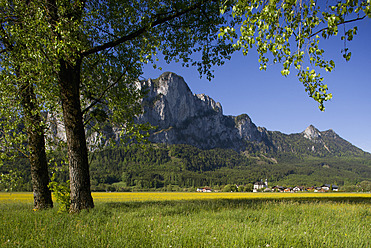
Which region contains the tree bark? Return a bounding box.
[20,82,53,210]
[59,59,94,212]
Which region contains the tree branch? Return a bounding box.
[309,15,366,39]
[81,0,208,57]
[89,24,119,40]
[0,24,13,50]
[0,129,29,159]
[81,65,128,115]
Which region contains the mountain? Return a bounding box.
[45,71,369,158]
[3,72,370,191]
[136,72,265,150]
[137,72,369,157]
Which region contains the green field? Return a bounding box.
[0,192,370,247]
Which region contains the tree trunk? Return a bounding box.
[59,59,94,212]
[20,82,53,210]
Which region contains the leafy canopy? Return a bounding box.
[219,0,370,111]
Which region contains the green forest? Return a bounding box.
[2,143,370,192]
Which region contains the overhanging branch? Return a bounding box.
[81,0,208,57]
[82,63,129,116]
[309,15,366,39]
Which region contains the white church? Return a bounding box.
[253,179,268,192]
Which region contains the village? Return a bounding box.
[251,179,339,193]
[197,179,339,193]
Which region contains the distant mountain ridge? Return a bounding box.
[137,72,369,157]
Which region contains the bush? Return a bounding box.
[359,181,371,192]
[112,181,128,191]
[340,185,359,192]
[48,173,70,213]
[223,184,237,192]
[245,183,254,192]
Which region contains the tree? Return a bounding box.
[0,170,20,192]
[223,184,237,192]
[245,183,254,192]
[359,181,371,192]
[220,0,370,110]
[237,185,245,192]
[0,2,53,209]
[0,80,53,211]
[1,0,233,212]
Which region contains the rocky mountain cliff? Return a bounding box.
[45,71,368,157]
[136,72,266,150]
[136,72,368,157]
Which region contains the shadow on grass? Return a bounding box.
[101,196,370,216]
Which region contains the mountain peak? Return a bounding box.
[303,125,321,140]
[137,72,264,149]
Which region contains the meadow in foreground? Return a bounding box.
[0,192,370,247]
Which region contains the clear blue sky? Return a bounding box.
[143,18,371,153]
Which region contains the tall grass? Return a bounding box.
[0,193,370,247]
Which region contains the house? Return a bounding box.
[197,187,212,192]
[254,181,266,189]
[284,187,292,192]
[253,179,268,191]
[314,186,327,192]
[293,186,304,192]
[272,186,285,192]
[306,186,315,192]
[321,184,339,191]
[321,185,330,191]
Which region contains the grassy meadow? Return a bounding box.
[0,192,370,247]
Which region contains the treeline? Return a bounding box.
[87,144,371,191]
[2,144,370,192]
[89,144,257,191]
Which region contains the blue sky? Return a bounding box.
[143,18,371,153]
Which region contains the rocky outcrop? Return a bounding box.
[303,125,321,140]
[136,72,266,150]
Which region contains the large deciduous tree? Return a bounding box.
[2,0,233,212]
[0,2,54,209]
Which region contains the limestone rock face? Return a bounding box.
[303,125,321,140]
[137,72,265,150]
[43,71,367,156]
[235,114,265,141]
[138,72,222,128]
[47,113,66,143]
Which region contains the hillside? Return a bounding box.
[86,144,371,191]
